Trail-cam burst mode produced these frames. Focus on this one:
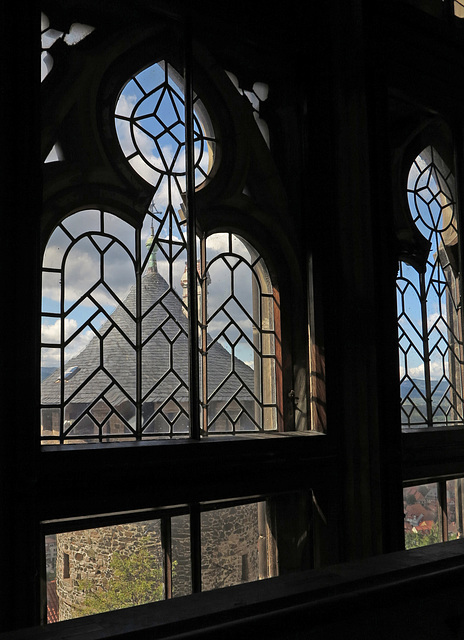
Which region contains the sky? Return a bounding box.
[114,61,213,198]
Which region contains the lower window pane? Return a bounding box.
[46,520,165,622]
[201,502,264,591]
[404,483,440,549]
[171,514,192,598]
[447,478,464,540]
[44,493,307,623]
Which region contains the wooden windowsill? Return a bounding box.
[3,540,464,639]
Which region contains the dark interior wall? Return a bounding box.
[0,1,42,630]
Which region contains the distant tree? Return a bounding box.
[77,537,168,616]
[424,522,440,545]
[404,522,440,550]
[405,494,416,505]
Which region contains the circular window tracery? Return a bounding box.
[114,61,216,190]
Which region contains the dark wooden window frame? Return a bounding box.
[32,2,328,630]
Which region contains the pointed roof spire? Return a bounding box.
[146,221,158,274]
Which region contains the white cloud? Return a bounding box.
[115,93,137,118]
[206,233,229,253]
[116,94,187,194]
[115,92,209,195]
[43,240,135,308]
[407,153,429,188]
[65,329,94,362]
[41,319,94,366]
[42,317,94,343]
[427,312,440,329]
[405,359,448,381]
[41,318,60,344]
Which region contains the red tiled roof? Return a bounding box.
[404,503,435,521]
[414,520,435,533]
[47,580,59,624]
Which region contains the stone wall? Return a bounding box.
[56,521,163,620]
[55,503,262,620]
[201,504,260,590]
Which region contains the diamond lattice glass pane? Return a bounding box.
[115,62,215,188]
[203,233,277,434]
[398,147,462,429]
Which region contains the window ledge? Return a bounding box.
[3,541,464,639]
[40,430,325,453]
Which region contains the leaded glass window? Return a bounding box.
[114,61,215,190]
[202,233,278,433]
[40,62,278,443]
[397,146,464,428]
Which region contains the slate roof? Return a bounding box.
[41,271,254,408]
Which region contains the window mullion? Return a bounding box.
[60,256,65,444]
[136,227,142,440]
[184,19,201,440]
[438,480,448,542]
[457,478,464,534]
[190,504,202,593]
[453,128,464,424]
[419,272,434,427]
[161,516,173,599]
[200,235,208,435]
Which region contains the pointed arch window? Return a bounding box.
[397,146,464,428]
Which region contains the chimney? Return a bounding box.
[181,261,210,317]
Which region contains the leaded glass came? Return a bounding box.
[397,146,464,428]
[41,58,278,443]
[41,214,278,441]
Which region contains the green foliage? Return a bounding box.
[404,522,440,550]
[77,536,167,616]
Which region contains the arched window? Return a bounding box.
[41,210,137,441]
[397,146,463,428]
[41,215,278,442]
[40,60,279,443]
[202,232,278,434]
